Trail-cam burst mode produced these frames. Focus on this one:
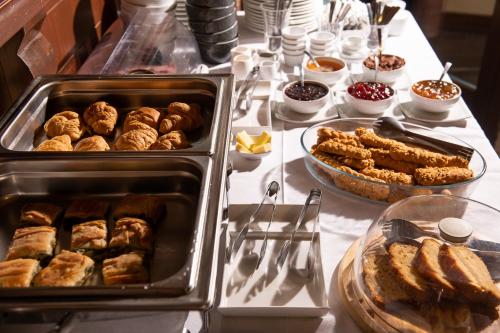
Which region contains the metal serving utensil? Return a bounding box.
[233,66,259,112]
[304,188,322,279]
[299,63,305,88]
[373,116,474,161]
[276,189,322,272]
[226,181,280,263]
[304,50,320,68]
[255,182,280,270]
[439,61,453,81]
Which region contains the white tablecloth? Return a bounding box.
[2,11,499,333]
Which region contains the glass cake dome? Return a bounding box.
[350,195,500,332]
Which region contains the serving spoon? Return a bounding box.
[304,50,320,68]
[438,61,453,81]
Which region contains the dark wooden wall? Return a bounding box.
[0,0,117,115]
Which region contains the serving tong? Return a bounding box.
[233,66,260,119]
[373,116,474,161]
[367,1,400,26]
[226,181,280,263]
[276,188,322,279]
[382,218,500,279]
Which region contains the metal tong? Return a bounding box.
[276,188,322,279]
[226,181,280,263]
[233,66,260,115]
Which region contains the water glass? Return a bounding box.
[367,24,389,52]
[260,4,291,53]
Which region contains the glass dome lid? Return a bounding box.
[352,195,500,332]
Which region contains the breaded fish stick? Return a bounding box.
[355,128,405,150]
[369,148,418,174]
[317,128,363,147]
[414,167,473,186]
[360,167,414,185]
[317,139,371,160]
[335,156,375,170]
[389,145,469,168]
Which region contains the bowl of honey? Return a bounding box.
[304,57,348,85]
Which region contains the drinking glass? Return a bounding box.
[260,4,291,53]
[367,24,388,52]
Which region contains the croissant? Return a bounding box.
[114,127,158,151]
[74,136,110,151]
[123,107,161,132]
[35,135,73,151]
[43,111,84,141]
[83,102,118,136]
[159,102,203,134]
[150,130,190,150]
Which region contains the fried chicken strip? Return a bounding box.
[414,167,473,186]
[355,127,405,150]
[317,128,363,147]
[360,167,414,185]
[369,148,419,174]
[334,156,375,170]
[389,145,469,168]
[317,139,371,160]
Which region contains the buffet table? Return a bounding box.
[2,10,500,333]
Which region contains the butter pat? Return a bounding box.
[252,131,272,146]
[251,143,272,154]
[236,131,254,149]
[236,143,252,153]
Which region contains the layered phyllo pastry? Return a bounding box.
[33,251,94,287]
[0,259,40,287]
[102,252,149,285]
[6,226,56,261]
[64,199,110,223]
[20,203,63,227]
[112,195,165,225]
[71,220,107,257]
[109,217,153,253]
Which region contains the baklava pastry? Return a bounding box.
[0,258,40,288]
[64,199,110,223]
[33,251,94,287]
[83,101,118,136]
[123,107,161,132]
[112,195,165,224]
[71,220,107,257]
[113,127,158,151]
[6,226,56,261]
[109,217,153,253]
[34,134,72,151]
[43,111,84,141]
[150,130,190,150]
[159,102,203,134]
[74,135,110,151]
[20,203,63,227]
[102,252,149,285]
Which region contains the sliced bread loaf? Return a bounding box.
[363,253,411,307]
[414,238,457,298]
[388,242,432,302]
[439,243,500,306]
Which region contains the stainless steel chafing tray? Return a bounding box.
[0,75,233,156]
[0,156,224,311]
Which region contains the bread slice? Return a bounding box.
[414,238,457,299]
[439,243,500,306]
[419,301,474,333]
[363,253,411,307]
[388,242,432,302]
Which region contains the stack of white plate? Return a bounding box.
[121,0,176,25]
[175,0,189,28]
[244,0,319,33]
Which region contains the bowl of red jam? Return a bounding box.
[283,80,330,114]
[346,81,395,114]
[410,79,461,113]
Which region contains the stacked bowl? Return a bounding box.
[282,27,307,67]
[309,31,336,57]
[187,0,238,64]
[120,0,176,25]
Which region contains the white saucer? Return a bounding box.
[397,91,472,124]
[274,100,339,124]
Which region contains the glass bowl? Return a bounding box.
[300,118,486,204]
[352,195,500,332]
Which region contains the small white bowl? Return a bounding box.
[283,47,305,56]
[362,54,406,83]
[345,82,395,115]
[283,40,307,49]
[304,57,347,85]
[283,80,330,114]
[409,80,461,113]
[282,26,308,40]
[309,31,336,46]
[283,53,304,66]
